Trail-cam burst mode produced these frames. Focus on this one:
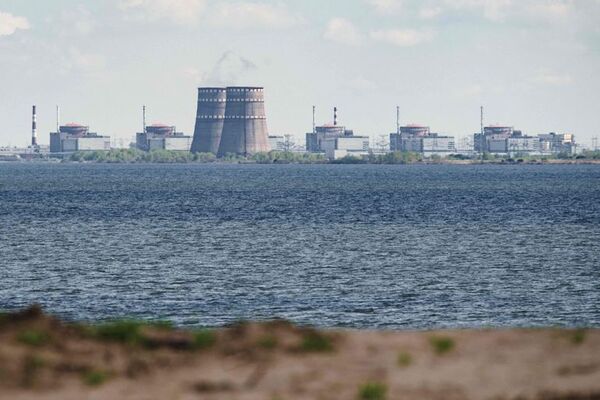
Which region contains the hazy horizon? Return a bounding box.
[1,0,599,148]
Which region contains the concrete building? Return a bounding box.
[475,126,576,155]
[390,125,456,156]
[321,136,370,160]
[306,124,355,153]
[136,124,191,152]
[474,126,514,153]
[50,124,110,153]
[539,132,577,155]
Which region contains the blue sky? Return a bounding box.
[1,0,599,147]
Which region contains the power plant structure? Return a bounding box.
[31,105,38,147]
[191,86,270,157]
[389,107,456,156]
[136,106,191,151]
[306,107,370,159]
[50,123,110,153]
[191,88,226,154]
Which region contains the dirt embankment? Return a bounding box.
[0,306,599,400]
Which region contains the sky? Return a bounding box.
[1,0,599,148]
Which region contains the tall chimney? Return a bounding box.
[56,105,60,133]
[334,107,338,126]
[396,106,400,134]
[480,105,484,135]
[312,105,316,134]
[31,105,37,146]
[143,105,147,133]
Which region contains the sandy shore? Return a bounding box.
[0,306,599,400]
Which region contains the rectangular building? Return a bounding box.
[50,124,110,153]
[136,124,191,152]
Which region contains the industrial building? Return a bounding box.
[136,124,191,152]
[322,136,370,160]
[191,87,271,157]
[474,126,576,155]
[306,107,370,159]
[50,124,110,153]
[538,132,577,155]
[390,125,456,156]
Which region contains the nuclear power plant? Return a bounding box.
[191,87,270,157]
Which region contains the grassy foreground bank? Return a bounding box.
[0,306,599,400]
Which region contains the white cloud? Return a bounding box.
[118,0,206,24]
[419,6,443,19]
[533,71,573,86]
[365,0,404,15]
[370,28,434,46]
[209,2,302,30]
[0,11,30,36]
[60,47,107,76]
[443,0,513,21]
[324,18,365,46]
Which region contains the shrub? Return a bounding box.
[83,369,109,387]
[257,334,278,350]
[571,329,586,345]
[299,331,333,352]
[397,352,412,367]
[93,321,145,345]
[193,330,217,350]
[17,330,49,347]
[358,382,387,400]
[429,336,455,355]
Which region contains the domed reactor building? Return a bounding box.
[191,86,270,157]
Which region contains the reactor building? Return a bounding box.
[390,124,456,156]
[50,123,110,153]
[474,126,576,155]
[191,86,270,157]
[306,107,370,159]
[136,124,191,151]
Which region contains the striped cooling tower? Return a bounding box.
[191,87,227,154]
[217,87,270,157]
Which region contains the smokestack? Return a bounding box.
[334,107,338,126]
[143,105,146,133]
[480,105,484,135]
[31,105,37,146]
[396,106,400,134]
[56,105,60,133]
[312,105,316,134]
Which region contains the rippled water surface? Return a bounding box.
[1,163,599,328]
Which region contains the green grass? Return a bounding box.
[299,331,333,353]
[82,370,109,387]
[257,334,278,350]
[358,382,387,400]
[429,336,455,355]
[571,329,586,345]
[193,330,217,350]
[93,321,146,345]
[17,329,49,347]
[397,352,412,367]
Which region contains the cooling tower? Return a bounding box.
[191,88,227,154]
[217,87,270,157]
